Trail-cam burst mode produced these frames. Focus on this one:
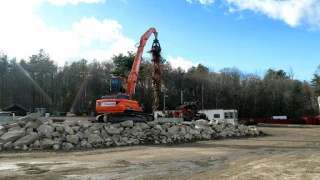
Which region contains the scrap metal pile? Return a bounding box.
[158,101,208,121]
[150,33,162,114]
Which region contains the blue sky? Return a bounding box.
[0,0,320,81]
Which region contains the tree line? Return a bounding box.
[1,49,320,119]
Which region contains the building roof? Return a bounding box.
[3,104,28,112]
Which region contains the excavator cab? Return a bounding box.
[109,77,126,94]
[100,77,129,100]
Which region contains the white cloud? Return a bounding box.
[188,0,320,29]
[199,0,215,5]
[0,0,136,66]
[225,0,320,29]
[229,7,236,13]
[47,0,106,6]
[167,56,199,71]
[186,0,215,5]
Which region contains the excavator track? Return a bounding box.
[96,111,154,123]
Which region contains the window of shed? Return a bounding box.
[229,112,234,118]
[214,114,220,118]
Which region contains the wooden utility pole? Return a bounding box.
[202,84,204,109]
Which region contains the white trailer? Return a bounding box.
[154,109,238,124]
[198,109,238,124]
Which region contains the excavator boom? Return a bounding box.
[126,28,160,98]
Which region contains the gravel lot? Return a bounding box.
[1,126,320,180]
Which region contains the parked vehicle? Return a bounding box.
[0,111,14,116]
[198,109,238,124]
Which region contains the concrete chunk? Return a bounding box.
[1,130,26,142]
[66,135,79,144]
[88,134,103,145]
[13,133,39,147]
[37,124,54,136]
[120,120,134,127]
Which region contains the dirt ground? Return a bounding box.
[1,127,320,180]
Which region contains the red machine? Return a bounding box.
[171,102,207,121]
[95,28,161,122]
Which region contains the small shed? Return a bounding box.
[2,104,29,116]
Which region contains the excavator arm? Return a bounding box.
[125,28,161,98]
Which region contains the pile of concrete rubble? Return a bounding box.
[0,114,260,151]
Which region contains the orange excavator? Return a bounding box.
[95,28,161,122]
